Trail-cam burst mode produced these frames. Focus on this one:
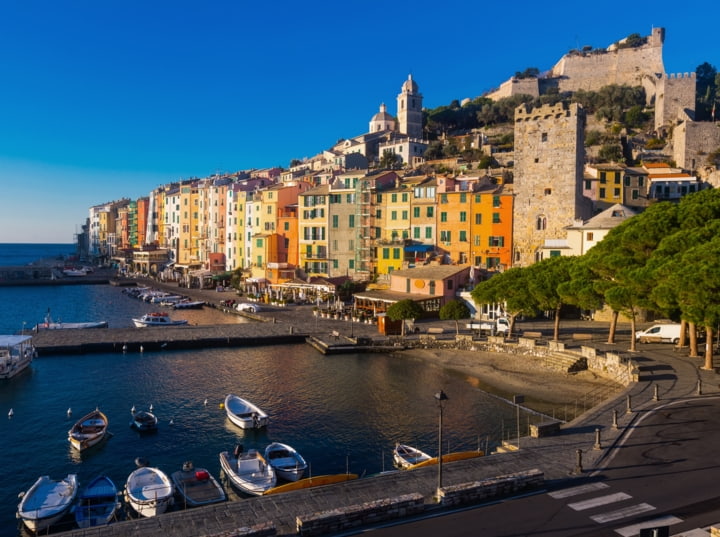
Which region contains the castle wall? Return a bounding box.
[512,102,589,267]
[486,77,540,102]
[655,73,697,131]
[673,120,720,171]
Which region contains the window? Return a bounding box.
[586,232,594,241]
[349,215,355,228]
[382,248,390,259]
[391,193,397,203]
[459,230,467,242]
[460,193,466,203]
[440,194,448,204]
[474,235,480,246]
[332,215,338,228]
[489,236,504,247]
[544,188,552,195]
[447,280,454,290]
[536,216,546,230]
[413,227,420,239]
[402,193,408,202]
[284,222,289,231]
[391,211,397,221]
[349,259,354,269]
[402,210,408,220]
[541,132,548,142]
[393,248,401,259]
[413,207,420,218]
[492,196,500,208]
[459,211,467,222]
[632,189,639,200]
[475,213,482,225]
[599,188,606,198]
[426,207,434,217]
[613,188,621,197]
[425,227,432,239]
[585,180,592,190]
[440,230,451,243]
[429,281,435,294]
[599,172,606,184]
[550,250,561,257]
[492,213,500,223]
[440,212,447,222]
[333,259,338,269]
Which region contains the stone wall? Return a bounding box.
[513,102,590,266]
[437,469,544,507]
[486,77,540,101]
[655,72,697,131]
[673,118,720,171]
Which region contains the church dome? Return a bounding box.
[369,103,396,133]
[401,74,418,93]
[371,103,395,123]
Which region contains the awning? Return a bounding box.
[404,244,434,253]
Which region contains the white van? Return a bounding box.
[635,323,682,344]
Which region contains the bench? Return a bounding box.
[427,327,444,334]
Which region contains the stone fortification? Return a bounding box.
[486,77,540,101]
[673,117,720,171]
[549,28,665,94]
[512,102,590,266]
[655,72,697,131]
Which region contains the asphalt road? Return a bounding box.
[353,395,720,537]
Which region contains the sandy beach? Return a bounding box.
[399,347,624,416]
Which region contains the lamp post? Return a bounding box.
[435,390,449,501]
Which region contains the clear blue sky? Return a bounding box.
[0,1,713,243]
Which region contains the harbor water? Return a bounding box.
[0,245,519,536]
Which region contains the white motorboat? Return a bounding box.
[68,409,109,452]
[224,394,269,429]
[132,312,188,328]
[171,461,226,507]
[131,410,158,432]
[172,300,205,309]
[264,442,308,482]
[219,446,276,496]
[392,443,432,469]
[17,474,78,533]
[74,475,120,528]
[0,334,35,379]
[124,465,174,517]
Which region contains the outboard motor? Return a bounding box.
[233,444,243,458]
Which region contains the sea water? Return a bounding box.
[0,245,517,536]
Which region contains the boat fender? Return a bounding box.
[195,470,209,481]
[135,456,150,468]
[233,444,243,458]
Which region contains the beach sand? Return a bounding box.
[399,347,624,416]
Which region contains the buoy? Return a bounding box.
[204,398,208,406]
[131,405,136,414]
[122,344,127,353]
[169,418,174,426]
[139,345,144,353]
[67,407,72,418]
[8,408,13,418]
[149,403,154,412]
[219,403,224,409]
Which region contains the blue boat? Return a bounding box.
[74,475,120,528]
[131,410,158,432]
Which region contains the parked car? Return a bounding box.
[236,303,261,313]
[635,323,682,344]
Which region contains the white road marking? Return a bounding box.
[591,502,656,523]
[549,482,610,499]
[569,492,632,511]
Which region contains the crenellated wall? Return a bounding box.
[655,72,697,131]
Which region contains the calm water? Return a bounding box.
[0,245,519,536]
[0,243,76,267]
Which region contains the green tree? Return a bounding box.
[471,267,537,334]
[526,256,576,341]
[696,62,718,121]
[379,150,400,170]
[439,299,471,334]
[386,299,424,337]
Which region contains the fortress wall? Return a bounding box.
[655,73,697,131]
[486,77,540,101]
[673,120,720,171]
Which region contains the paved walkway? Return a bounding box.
[51,278,720,536]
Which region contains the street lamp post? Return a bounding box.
[435,390,449,501]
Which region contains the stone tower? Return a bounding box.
[654,72,697,131]
[397,74,423,139]
[512,102,590,267]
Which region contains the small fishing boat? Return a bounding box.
[17,474,78,533]
[172,300,205,309]
[224,394,269,429]
[124,464,174,517]
[132,312,188,328]
[68,409,109,452]
[131,410,158,432]
[171,461,226,507]
[406,450,485,469]
[264,473,358,495]
[37,310,108,330]
[219,445,276,496]
[392,443,432,469]
[264,442,308,482]
[0,334,35,379]
[74,475,121,528]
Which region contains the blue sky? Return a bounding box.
[0,1,714,243]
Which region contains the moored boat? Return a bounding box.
[68,409,109,452]
[132,312,188,328]
[124,465,174,517]
[131,410,158,432]
[406,450,485,469]
[172,300,205,309]
[264,442,308,482]
[37,310,108,330]
[219,445,276,496]
[0,334,35,380]
[17,474,78,533]
[392,443,432,469]
[171,461,226,507]
[264,473,358,495]
[224,393,269,429]
[74,475,120,528]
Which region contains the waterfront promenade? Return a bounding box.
[39,279,720,536]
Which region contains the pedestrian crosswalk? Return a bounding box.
[548,482,691,536]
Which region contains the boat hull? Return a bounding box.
[74,475,120,528]
[17,474,78,532]
[68,410,108,452]
[219,450,276,496]
[124,467,174,517]
[264,442,308,482]
[0,334,35,379]
[224,394,269,429]
[264,474,358,495]
[131,411,158,432]
[171,466,226,507]
[393,444,432,469]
